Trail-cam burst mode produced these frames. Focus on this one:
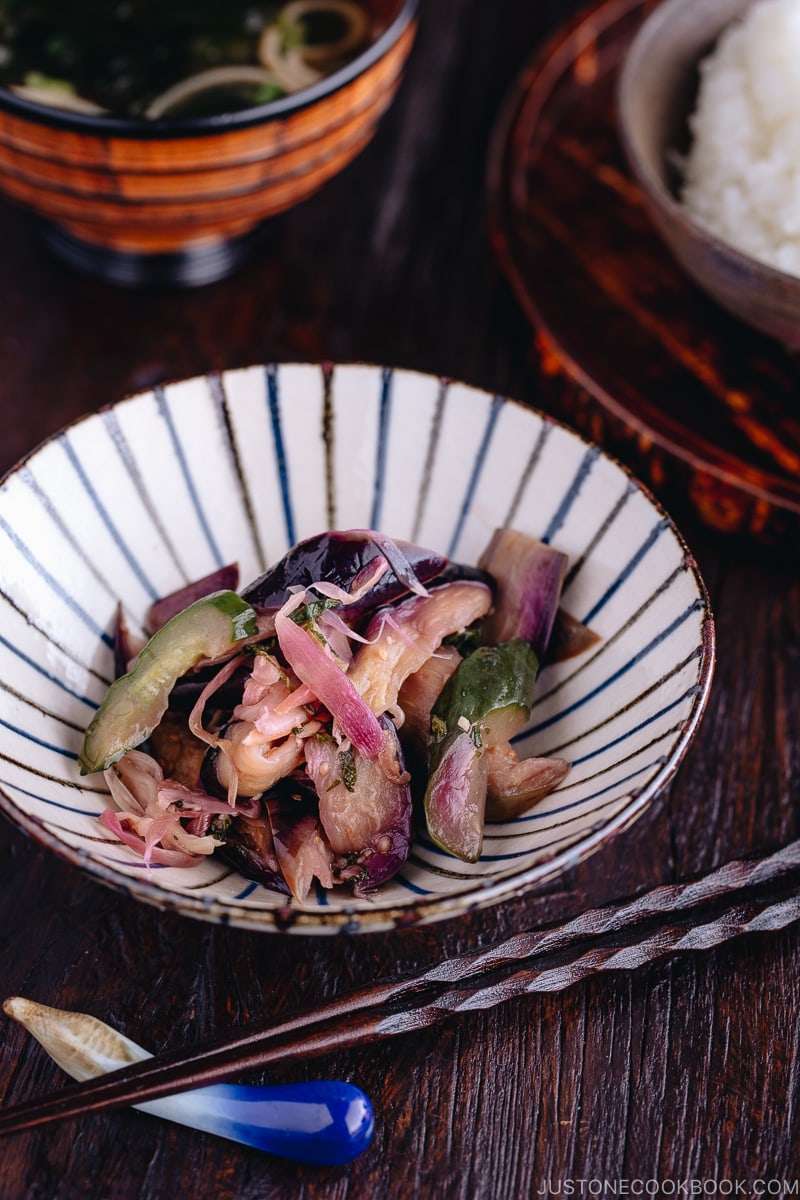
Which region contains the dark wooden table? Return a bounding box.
[1,2,798,1196]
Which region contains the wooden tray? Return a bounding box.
[487,0,800,545]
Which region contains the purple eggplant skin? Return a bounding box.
[216,803,291,895]
[240,530,447,620]
[199,744,228,802]
[478,529,568,661]
[350,825,411,898]
[304,715,413,896]
[424,729,488,864]
[113,604,143,679]
[429,561,495,592]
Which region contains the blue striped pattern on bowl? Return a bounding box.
[0,364,714,933]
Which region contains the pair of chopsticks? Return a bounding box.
[3,837,800,1138]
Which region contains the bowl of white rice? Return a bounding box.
[618,0,800,345]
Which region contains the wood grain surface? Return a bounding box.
[0,1,798,1197]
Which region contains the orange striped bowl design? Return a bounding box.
[0,2,417,263]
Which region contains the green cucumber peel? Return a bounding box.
[428,639,539,764]
[79,590,258,775]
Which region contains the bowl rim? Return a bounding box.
[0,361,716,934]
[0,0,418,139]
[616,0,800,293]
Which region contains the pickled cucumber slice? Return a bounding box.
[79,590,258,775]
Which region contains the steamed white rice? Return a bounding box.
[682,0,800,275]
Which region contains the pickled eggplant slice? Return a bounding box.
[396,644,462,765]
[485,750,570,821]
[548,607,602,664]
[348,580,492,718]
[217,805,290,895]
[429,561,495,592]
[424,640,539,862]
[424,730,489,864]
[113,603,146,677]
[79,591,258,775]
[266,790,335,903]
[478,528,567,660]
[304,716,412,895]
[241,529,447,620]
[147,709,208,789]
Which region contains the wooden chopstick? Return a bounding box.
[3,838,800,1137]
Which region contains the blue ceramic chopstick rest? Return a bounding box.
[2,997,374,1166]
[137,1078,374,1165]
[135,1078,374,1166]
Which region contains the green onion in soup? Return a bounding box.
[0,0,375,119]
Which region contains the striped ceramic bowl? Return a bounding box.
[0,364,714,933]
[0,1,416,286]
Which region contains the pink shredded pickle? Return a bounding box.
[98,809,201,869]
[102,749,231,868]
[275,609,384,757]
[274,682,316,712]
[188,654,246,748]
